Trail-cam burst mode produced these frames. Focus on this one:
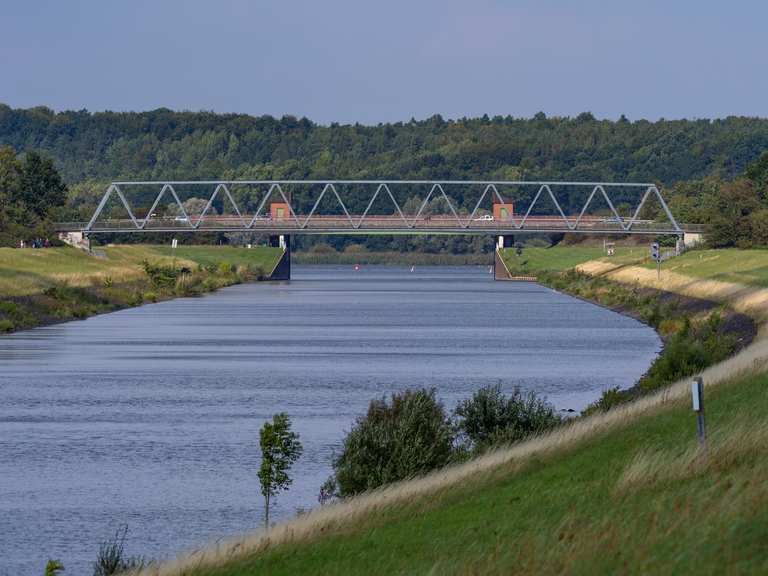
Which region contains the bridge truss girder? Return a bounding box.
[78,180,683,235]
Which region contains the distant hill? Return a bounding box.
[2,104,768,185]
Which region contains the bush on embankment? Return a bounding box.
[320,386,562,502]
[454,384,563,454]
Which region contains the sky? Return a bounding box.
[2,0,767,124]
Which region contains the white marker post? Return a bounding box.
[691,376,707,449]
[171,237,178,267]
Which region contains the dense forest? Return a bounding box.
[1,104,767,250]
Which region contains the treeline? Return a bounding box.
[668,151,768,248]
[3,105,768,185]
[2,104,768,250]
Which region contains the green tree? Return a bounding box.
[750,208,768,247]
[321,388,453,500]
[0,147,20,223]
[0,146,22,203]
[19,151,68,220]
[745,150,768,196]
[258,413,303,530]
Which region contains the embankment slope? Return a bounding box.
[0,245,282,333]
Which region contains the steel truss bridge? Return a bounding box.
[57,180,685,237]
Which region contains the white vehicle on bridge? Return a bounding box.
[473,214,494,221]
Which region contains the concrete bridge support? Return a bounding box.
[268,234,291,280]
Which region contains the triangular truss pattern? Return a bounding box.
[83,181,682,235]
[354,183,410,229]
[463,184,515,228]
[87,184,142,230]
[573,185,625,230]
[408,184,463,228]
[141,184,193,229]
[625,186,681,232]
[193,184,247,228]
[301,183,356,228]
[518,185,573,230]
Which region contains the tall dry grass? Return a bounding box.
[133,331,768,576]
[577,261,768,324]
[615,421,768,494]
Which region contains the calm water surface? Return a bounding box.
[0,266,660,575]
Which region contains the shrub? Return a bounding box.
[453,384,562,453]
[249,265,266,280]
[0,319,14,332]
[322,388,453,499]
[310,243,336,254]
[174,274,194,295]
[0,301,18,315]
[72,306,91,319]
[202,276,221,292]
[43,281,74,301]
[141,260,181,290]
[127,291,144,307]
[93,525,145,576]
[344,243,368,254]
[45,560,64,576]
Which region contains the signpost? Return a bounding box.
[691,376,707,450]
[651,242,660,279]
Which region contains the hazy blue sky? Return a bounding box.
[2,0,766,124]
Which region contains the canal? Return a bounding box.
[0,265,661,575]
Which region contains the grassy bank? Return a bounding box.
[142,355,768,576]
[498,245,643,274]
[0,245,282,333]
[638,248,768,287]
[504,245,768,290]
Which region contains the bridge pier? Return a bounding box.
[268,235,291,280]
[494,235,514,280]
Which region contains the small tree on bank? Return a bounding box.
[258,413,303,530]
